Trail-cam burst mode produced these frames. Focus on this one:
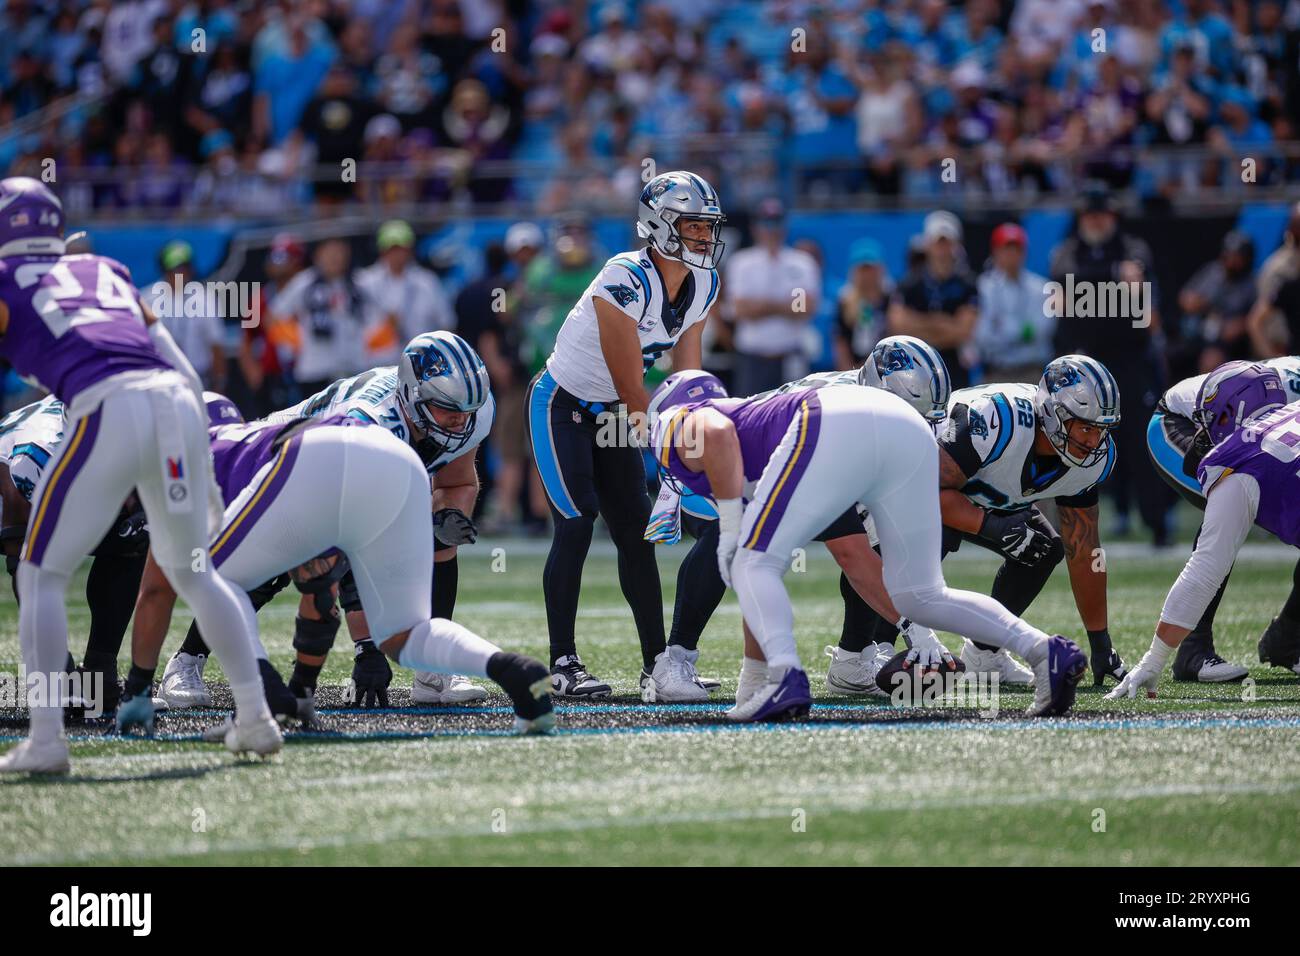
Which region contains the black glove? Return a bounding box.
[346,640,392,708]
[976,509,1054,566]
[433,507,478,546]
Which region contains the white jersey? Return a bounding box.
[942,382,1115,511]
[0,395,66,503]
[270,366,494,474]
[546,248,720,402]
[1161,356,1300,419]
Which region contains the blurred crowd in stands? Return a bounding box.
[5,0,1300,210]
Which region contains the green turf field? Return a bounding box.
[2,540,1299,866]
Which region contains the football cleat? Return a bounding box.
[490,652,556,734]
[824,642,892,697]
[411,671,489,704]
[158,652,212,708]
[223,716,284,757]
[550,655,612,698]
[960,640,1035,686]
[0,736,71,775]
[644,645,710,703]
[1191,655,1249,683]
[1026,636,1087,717]
[725,668,812,723]
[1091,648,1129,687]
[733,659,769,711]
[1259,614,1300,673]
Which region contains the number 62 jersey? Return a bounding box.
[941,382,1116,512]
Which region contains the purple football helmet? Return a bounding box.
[0,177,65,257]
[647,370,728,423]
[203,391,245,427]
[1194,361,1287,446]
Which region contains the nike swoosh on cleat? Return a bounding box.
[771,688,788,704]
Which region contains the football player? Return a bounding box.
[1147,356,1300,680]
[158,332,494,709]
[645,336,954,703]
[1110,362,1300,697]
[117,404,554,735]
[649,371,1088,721]
[0,395,149,716]
[853,354,1128,687]
[0,177,277,774]
[527,170,721,696]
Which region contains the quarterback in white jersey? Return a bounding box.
[1145,355,1300,683]
[527,170,723,699]
[932,355,1128,686]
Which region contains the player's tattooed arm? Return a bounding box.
[1059,503,1107,630]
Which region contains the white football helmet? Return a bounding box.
[857,335,952,423]
[396,331,490,457]
[1035,354,1121,467]
[636,171,726,269]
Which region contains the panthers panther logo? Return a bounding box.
[967,407,989,439]
[406,347,450,381]
[1046,364,1081,393]
[604,284,639,308]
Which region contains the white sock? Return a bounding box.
[738,656,768,685]
[17,563,72,744]
[397,618,499,676]
[731,550,801,671]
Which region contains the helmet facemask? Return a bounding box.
[407,397,476,460]
[1043,405,1113,468]
[643,211,726,270]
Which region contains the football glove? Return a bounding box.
[715,497,743,589]
[115,694,155,737]
[977,509,1054,566]
[1105,637,1173,700]
[433,508,478,546]
[343,640,392,708]
[901,622,958,671]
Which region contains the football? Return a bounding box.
[875,650,966,704]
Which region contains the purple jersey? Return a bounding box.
[653,390,823,498]
[1198,402,1300,547]
[0,253,167,403]
[210,412,367,505]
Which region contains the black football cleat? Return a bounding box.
[1259,615,1300,674]
[549,654,612,698]
[490,652,556,734]
[1092,648,1128,687]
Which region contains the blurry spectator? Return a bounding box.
[152,240,226,391]
[356,219,453,364]
[269,238,366,396]
[240,233,304,417]
[579,4,645,72]
[889,211,978,388]
[185,41,254,150]
[455,241,529,531]
[437,78,516,204]
[373,22,443,129]
[1249,202,1300,356]
[102,0,168,84]
[834,237,893,369]
[726,197,822,395]
[853,49,917,195]
[359,113,413,204]
[1050,183,1168,543]
[253,16,335,146]
[516,214,601,386]
[1145,38,1214,196]
[976,223,1054,383]
[1177,230,1257,373]
[302,64,376,203]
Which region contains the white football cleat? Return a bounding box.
[158,652,212,708]
[824,642,891,697]
[1194,655,1249,682]
[411,672,489,704]
[645,645,709,702]
[960,639,1034,686]
[0,736,70,775]
[732,659,770,713]
[224,716,284,757]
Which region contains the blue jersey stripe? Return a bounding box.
[985,392,1015,465]
[10,442,50,468]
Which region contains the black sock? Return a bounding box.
[289,661,323,697]
[668,520,725,652]
[258,658,298,719]
[178,621,211,658]
[84,552,145,663]
[1282,559,1300,622]
[432,552,458,619]
[544,514,595,664]
[124,664,155,700]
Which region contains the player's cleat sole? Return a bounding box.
[1027,636,1087,717]
[0,737,71,775]
[224,717,284,757]
[411,672,490,704]
[726,668,812,723]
